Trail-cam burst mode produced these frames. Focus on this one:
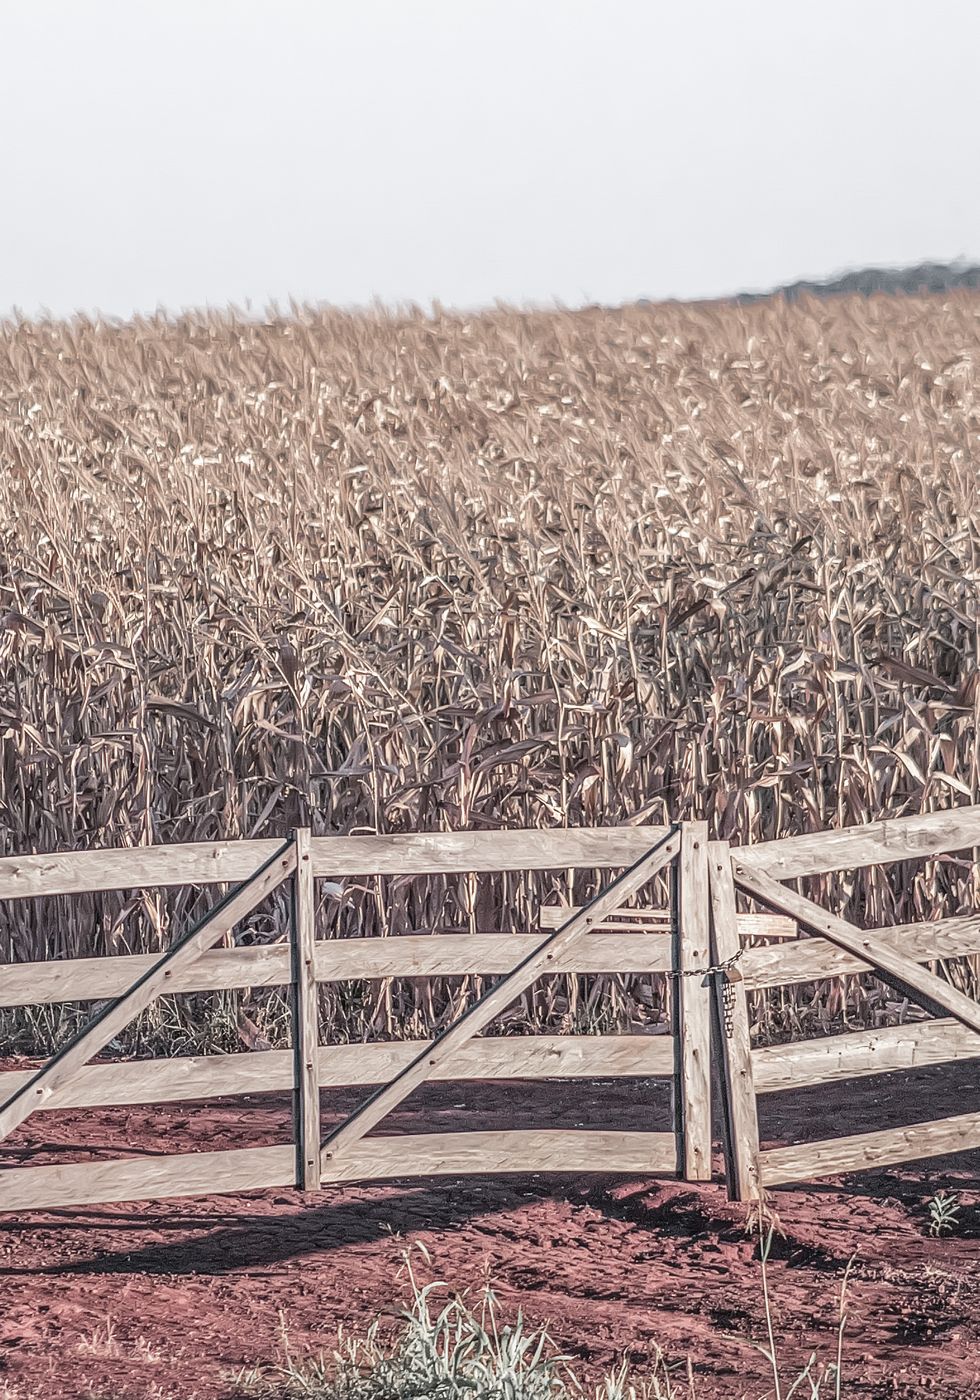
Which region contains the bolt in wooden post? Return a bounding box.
[708,841,762,1201]
[675,822,713,1181]
[291,828,321,1191]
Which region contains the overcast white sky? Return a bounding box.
[3,1,979,318]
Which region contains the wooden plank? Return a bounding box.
[732,860,980,1036]
[0,1035,677,1113]
[3,806,975,901]
[0,1050,299,1109]
[676,823,712,1181]
[735,914,797,941]
[742,914,980,991]
[753,1018,980,1092]
[540,907,795,939]
[0,827,672,902]
[321,827,682,1170]
[540,907,671,930]
[739,805,980,880]
[315,933,675,979]
[0,840,280,900]
[0,930,676,1011]
[0,841,297,1142]
[708,842,761,1201]
[760,1111,980,1187]
[321,1129,679,1183]
[0,944,293,1008]
[291,829,321,1191]
[0,1129,679,1212]
[0,1145,296,1211]
[310,827,671,877]
[12,909,974,1011]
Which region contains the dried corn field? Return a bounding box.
[2,293,979,1048]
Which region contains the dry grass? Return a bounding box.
[1,293,979,1047]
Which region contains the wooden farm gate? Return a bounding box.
[1,809,979,1211]
[0,822,732,1211]
[709,809,980,1198]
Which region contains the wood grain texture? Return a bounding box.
[0,928,680,1010]
[0,1035,676,1113]
[321,1129,680,1183]
[0,826,671,902]
[0,1049,299,1109]
[676,823,712,1181]
[539,907,671,930]
[741,914,980,991]
[732,860,980,1036]
[760,1111,980,1186]
[0,1145,296,1211]
[0,841,280,900]
[707,842,761,1201]
[540,907,795,939]
[311,827,671,876]
[0,944,293,1008]
[291,829,320,1190]
[0,1129,678,1211]
[314,932,674,981]
[753,1018,980,1092]
[0,841,297,1142]
[2,806,975,899]
[735,914,797,941]
[321,827,682,1168]
[739,805,980,879]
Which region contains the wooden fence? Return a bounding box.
[0,822,714,1210]
[710,809,980,1198]
[1,807,980,1211]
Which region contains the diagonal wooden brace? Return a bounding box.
[731,858,980,1037]
[0,837,297,1143]
[321,824,682,1169]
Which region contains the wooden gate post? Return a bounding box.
[707,841,762,1200]
[675,822,713,1181]
[291,828,321,1191]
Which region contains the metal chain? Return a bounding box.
[662,944,745,981]
[721,974,738,1040]
[662,943,745,1040]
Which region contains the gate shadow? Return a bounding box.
[0,1175,595,1278]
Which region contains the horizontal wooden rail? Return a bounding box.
[11,912,977,1010]
[760,1110,980,1186]
[1,932,677,1008]
[752,1018,980,1092]
[539,907,795,938]
[0,828,673,900]
[0,841,280,900]
[0,1129,678,1211]
[540,907,671,929]
[0,1144,296,1211]
[313,933,672,980]
[2,805,978,900]
[311,830,672,877]
[741,914,980,990]
[0,1035,676,1111]
[0,945,292,1007]
[320,1129,679,1183]
[740,805,980,879]
[26,909,975,1009]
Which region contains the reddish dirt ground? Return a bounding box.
[1,1062,979,1400]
